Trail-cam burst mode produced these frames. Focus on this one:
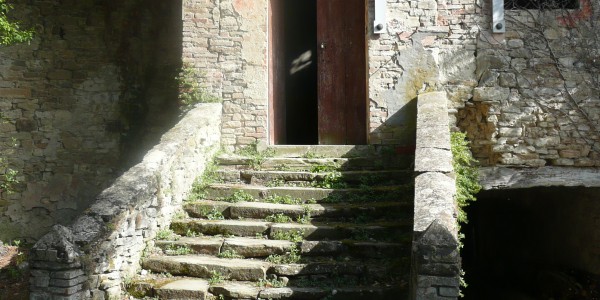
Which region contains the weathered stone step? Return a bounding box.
[155,278,209,300]
[269,222,411,241]
[184,200,410,221]
[171,219,410,241]
[171,219,270,237]
[217,169,412,185]
[128,277,407,300]
[266,144,410,158]
[204,184,413,203]
[209,280,406,300]
[216,156,412,171]
[156,236,294,258]
[156,236,406,259]
[142,255,269,281]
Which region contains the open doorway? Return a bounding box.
[269,0,368,145]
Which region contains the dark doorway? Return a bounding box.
[462,187,600,300]
[283,0,318,144]
[269,0,367,145]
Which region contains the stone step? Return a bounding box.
[265,144,410,158]
[171,219,270,237]
[142,255,269,281]
[209,280,407,300]
[269,222,411,241]
[217,169,412,186]
[184,200,410,221]
[171,219,410,241]
[128,277,407,300]
[216,156,413,171]
[204,184,414,203]
[155,278,210,300]
[156,236,407,259]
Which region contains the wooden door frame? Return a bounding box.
[268,0,368,145]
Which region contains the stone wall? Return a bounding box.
[457,0,600,167]
[181,0,478,149]
[29,103,222,300]
[182,0,269,151]
[412,92,461,300]
[0,0,182,241]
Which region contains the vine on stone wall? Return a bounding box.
[451,131,481,225]
[176,64,221,110]
[0,0,33,45]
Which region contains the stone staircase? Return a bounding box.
[129,145,414,300]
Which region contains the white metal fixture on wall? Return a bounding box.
[374,0,386,34]
[493,0,506,33]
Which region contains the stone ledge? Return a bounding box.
[479,166,600,190]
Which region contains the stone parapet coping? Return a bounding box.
[411,92,461,300]
[29,103,223,300]
[480,166,600,190]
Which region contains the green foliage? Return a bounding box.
[165,244,193,255]
[0,0,33,46]
[217,249,244,259]
[265,213,293,223]
[310,164,338,173]
[0,158,18,196]
[297,205,313,224]
[450,132,481,224]
[176,64,221,108]
[156,228,177,240]
[302,151,324,159]
[257,277,287,288]
[218,190,254,203]
[198,207,225,220]
[312,171,348,189]
[265,245,301,264]
[271,230,304,243]
[208,270,228,285]
[188,152,222,201]
[236,141,275,170]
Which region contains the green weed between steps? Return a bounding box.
[165,244,193,255]
[265,245,301,264]
[271,230,305,243]
[197,206,225,220]
[265,213,293,223]
[208,270,229,285]
[218,190,254,203]
[156,228,179,241]
[312,171,348,189]
[257,277,287,288]
[235,141,275,170]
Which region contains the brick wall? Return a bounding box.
[0,0,182,241]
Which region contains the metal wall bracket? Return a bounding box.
[493,0,506,33]
[374,0,386,34]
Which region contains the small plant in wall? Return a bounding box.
[450,131,481,296]
[450,131,481,225]
[175,63,221,110]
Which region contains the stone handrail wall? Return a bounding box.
[411,92,461,300]
[29,103,222,300]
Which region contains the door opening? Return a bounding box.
[269,0,367,145]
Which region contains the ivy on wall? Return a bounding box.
[0,0,33,45]
[451,131,481,225]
